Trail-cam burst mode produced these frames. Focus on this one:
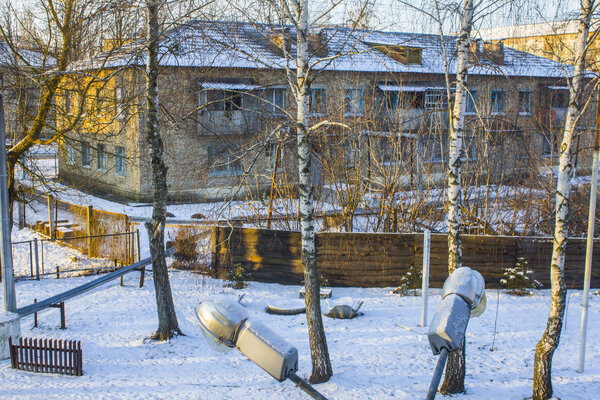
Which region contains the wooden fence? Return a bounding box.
[210,226,600,288]
[19,191,135,265]
[9,337,82,376]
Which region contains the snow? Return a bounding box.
[1,259,599,399]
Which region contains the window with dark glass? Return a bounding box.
[344,88,363,116]
[310,88,326,113]
[115,146,125,176]
[491,90,505,114]
[465,89,477,114]
[81,142,90,167]
[97,143,106,170]
[208,145,243,175]
[205,90,242,111]
[519,91,532,114]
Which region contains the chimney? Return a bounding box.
[483,41,504,65]
[269,27,292,56]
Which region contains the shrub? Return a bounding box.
[392,265,423,296]
[169,227,203,271]
[225,264,249,289]
[500,257,542,296]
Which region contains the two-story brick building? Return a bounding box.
[56,21,593,202]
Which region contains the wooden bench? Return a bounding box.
[9,337,82,376]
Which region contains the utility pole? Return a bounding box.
[0,93,17,312]
[578,89,600,373]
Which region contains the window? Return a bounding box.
[491,90,505,114]
[310,88,326,114]
[344,88,363,116]
[380,138,409,164]
[422,134,447,162]
[66,143,75,166]
[463,135,477,160]
[266,143,283,170]
[97,144,106,170]
[518,90,532,114]
[205,90,242,112]
[266,88,285,114]
[465,89,477,114]
[551,90,568,109]
[425,89,448,110]
[207,145,242,176]
[115,146,125,176]
[115,87,125,119]
[81,142,90,167]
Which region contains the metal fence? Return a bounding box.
[8,230,140,280]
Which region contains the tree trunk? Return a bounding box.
[145,0,181,341]
[295,0,332,383]
[532,1,593,398]
[441,0,473,394]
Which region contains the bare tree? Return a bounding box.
[144,0,181,341]
[532,1,597,398]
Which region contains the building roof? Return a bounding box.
[0,40,54,68]
[477,19,600,40]
[73,20,574,79]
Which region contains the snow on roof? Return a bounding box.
[72,20,573,79]
[200,82,262,90]
[0,40,54,68]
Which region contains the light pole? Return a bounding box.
[0,92,17,312]
[425,267,486,400]
[195,296,327,400]
[0,92,20,361]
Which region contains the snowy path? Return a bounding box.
[1,271,599,399]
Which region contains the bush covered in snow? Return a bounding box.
[225,264,250,289]
[392,265,423,296]
[500,257,541,296]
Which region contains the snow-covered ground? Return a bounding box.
[1,266,599,399]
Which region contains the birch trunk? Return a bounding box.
[532,1,593,398]
[440,0,473,394]
[295,0,332,383]
[144,0,181,341]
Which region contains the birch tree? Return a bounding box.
[144,0,181,340]
[532,1,596,398]
[291,0,333,382]
[436,0,474,394]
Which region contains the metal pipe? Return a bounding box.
[426,348,448,400]
[0,92,17,312]
[578,91,600,373]
[287,371,328,400]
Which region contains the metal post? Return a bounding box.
[420,229,431,327]
[47,195,55,240]
[578,95,600,373]
[33,299,38,328]
[426,348,448,400]
[0,92,17,312]
[287,371,328,400]
[34,238,40,280]
[29,241,33,278]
